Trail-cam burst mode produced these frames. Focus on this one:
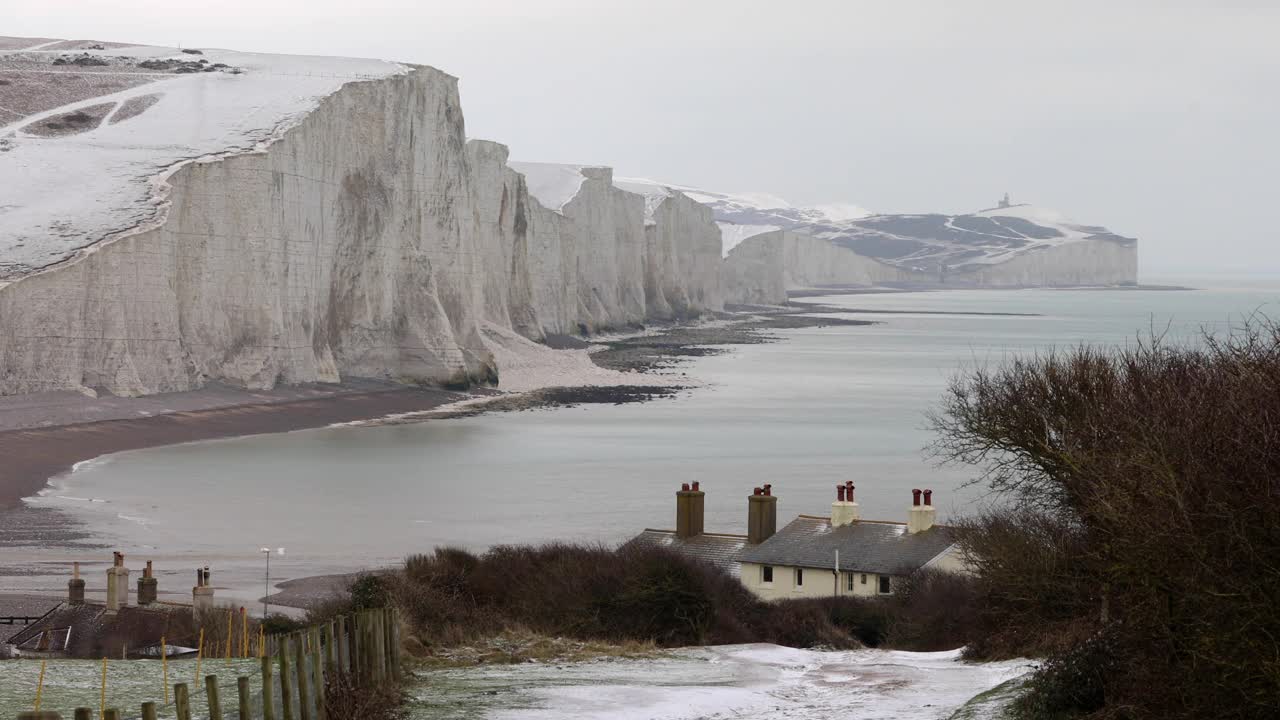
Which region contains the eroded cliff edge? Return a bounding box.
[0,66,725,397]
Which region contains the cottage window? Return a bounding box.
[878,575,892,594]
[762,565,774,583]
[795,568,804,587]
[845,572,855,591]
[861,573,867,585]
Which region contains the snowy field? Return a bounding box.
[408,643,1031,720]
[0,657,263,718]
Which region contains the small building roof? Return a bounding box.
[6,601,196,657]
[625,529,749,578]
[738,515,958,575]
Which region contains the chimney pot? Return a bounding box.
[192,566,215,616]
[681,482,690,491]
[846,481,855,502]
[106,555,130,611]
[753,487,761,496]
[68,562,85,605]
[138,561,158,605]
[912,488,922,507]
[691,481,700,491]
[837,485,845,502]
[908,490,937,534]
[748,486,779,544]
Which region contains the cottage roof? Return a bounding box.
[6,601,195,657]
[625,530,749,578]
[737,515,958,575]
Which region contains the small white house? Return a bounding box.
[629,482,963,601]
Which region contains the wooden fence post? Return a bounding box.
[373,607,381,681]
[237,676,251,720]
[261,654,276,720]
[278,636,294,720]
[368,611,378,683]
[324,621,337,677]
[205,675,223,720]
[174,683,191,720]
[364,611,375,683]
[294,632,312,720]
[351,613,363,682]
[390,608,402,680]
[141,701,157,720]
[381,604,391,676]
[310,627,324,720]
[339,617,350,675]
[379,609,389,682]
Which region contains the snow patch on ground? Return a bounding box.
[0,37,408,278]
[612,176,673,224]
[409,643,1032,720]
[717,221,781,256]
[801,201,872,222]
[509,161,590,212]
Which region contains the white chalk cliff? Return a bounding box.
[0,38,723,397]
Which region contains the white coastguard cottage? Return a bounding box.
[629,481,963,600]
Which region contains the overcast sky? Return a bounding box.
[10,1,1279,276]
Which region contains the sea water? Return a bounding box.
[8,278,1280,604]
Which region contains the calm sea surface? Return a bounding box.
[11,278,1280,604]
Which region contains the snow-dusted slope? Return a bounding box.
[825,203,1138,279]
[0,39,407,280]
[630,177,1138,287]
[0,38,724,397]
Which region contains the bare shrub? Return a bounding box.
[931,320,1280,719]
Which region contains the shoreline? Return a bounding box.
[0,384,472,510]
[0,306,872,512]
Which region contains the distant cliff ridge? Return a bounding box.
[618,180,1138,291]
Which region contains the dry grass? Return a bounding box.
[411,628,659,668]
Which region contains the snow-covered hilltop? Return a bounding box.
[624,179,1138,289]
[0,37,722,397]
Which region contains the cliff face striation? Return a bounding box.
[0,38,724,397]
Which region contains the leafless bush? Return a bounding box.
[931,319,1280,719]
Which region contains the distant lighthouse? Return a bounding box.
[998,192,1012,209]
